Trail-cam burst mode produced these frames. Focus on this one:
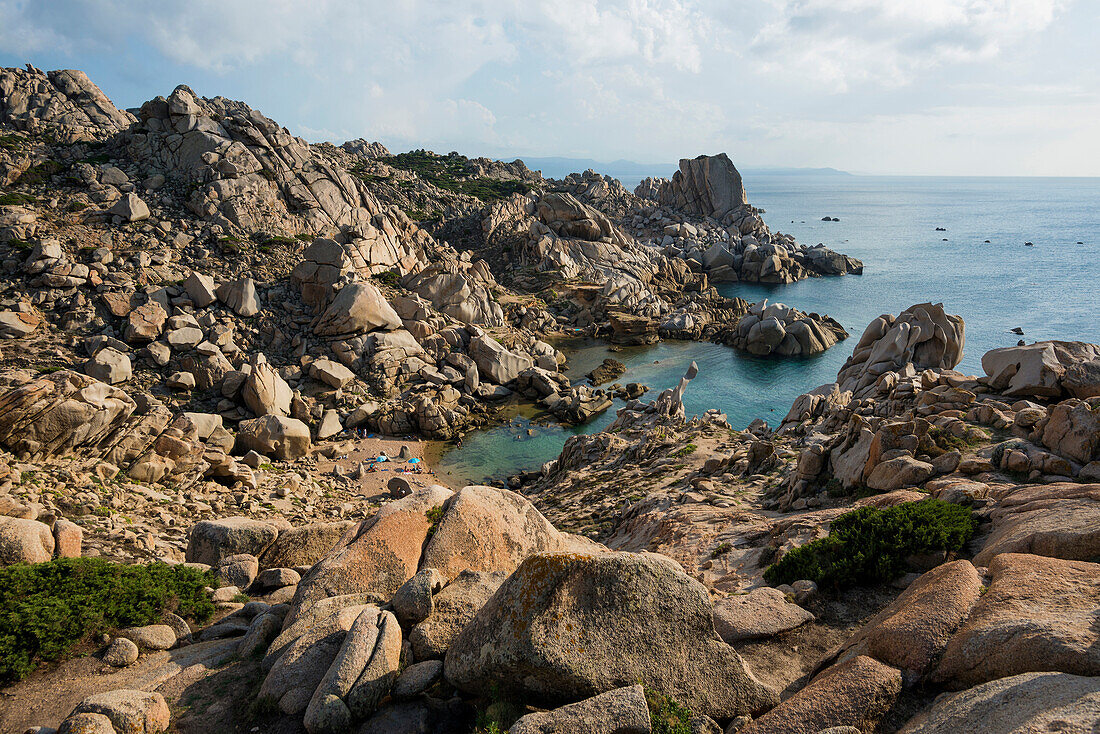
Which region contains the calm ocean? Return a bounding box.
[439,173,1100,484]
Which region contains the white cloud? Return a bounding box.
[0,0,1094,174]
[750,0,1069,90]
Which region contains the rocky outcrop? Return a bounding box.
[125,84,431,256]
[0,65,135,141]
[723,300,847,357]
[444,551,779,720]
[981,341,1100,398]
[340,139,390,159]
[651,154,747,220]
[0,370,136,460]
[403,259,505,326]
[314,282,402,337]
[836,303,966,398]
[535,192,630,246]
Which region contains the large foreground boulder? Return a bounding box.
[260,603,369,715]
[836,560,982,675]
[712,587,814,644]
[258,521,353,569]
[419,485,601,579]
[444,551,778,721]
[293,486,453,608]
[0,516,55,564]
[741,655,901,734]
[67,689,170,734]
[974,483,1100,566]
[303,606,402,734]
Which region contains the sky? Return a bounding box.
[1,0,1098,176]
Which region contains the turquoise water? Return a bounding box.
[439,174,1100,485]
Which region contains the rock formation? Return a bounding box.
[722,299,848,357]
[652,153,748,220]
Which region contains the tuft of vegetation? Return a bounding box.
[0,558,216,682]
[16,160,65,186]
[764,499,977,589]
[425,505,445,538]
[710,542,732,559]
[472,684,525,733]
[0,192,37,206]
[380,150,531,202]
[372,269,401,287]
[672,443,698,458]
[922,426,983,457]
[645,687,693,734]
[0,134,23,152]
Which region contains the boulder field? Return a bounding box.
[2,64,1100,734]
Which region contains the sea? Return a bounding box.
[438,173,1100,485]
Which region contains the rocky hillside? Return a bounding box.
[3,65,1099,734]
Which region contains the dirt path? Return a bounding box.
[0,639,239,732]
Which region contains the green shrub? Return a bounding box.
[645,687,693,734]
[425,505,445,537]
[0,558,215,682]
[764,499,977,589]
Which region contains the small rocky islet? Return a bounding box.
[0,64,1099,734]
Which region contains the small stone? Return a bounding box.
[103,637,139,667]
[166,371,195,391]
[119,624,176,651]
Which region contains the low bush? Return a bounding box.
[425,505,445,537]
[382,150,531,202]
[764,499,977,589]
[0,557,216,682]
[16,159,64,186]
[0,192,37,206]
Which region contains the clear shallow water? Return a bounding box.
[439,175,1100,485]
